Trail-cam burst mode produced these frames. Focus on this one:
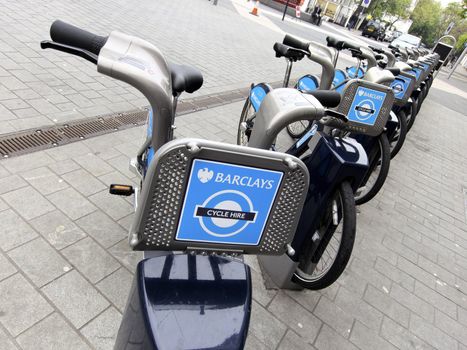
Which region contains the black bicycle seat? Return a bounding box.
[306,90,341,108]
[273,42,308,61]
[168,63,204,95]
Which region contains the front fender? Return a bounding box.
[291,132,368,254]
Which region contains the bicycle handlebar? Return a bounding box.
[50,20,108,56]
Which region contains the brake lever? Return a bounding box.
[349,48,363,59]
[40,40,98,64]
[324,109,348,122]
[319,110,349,130]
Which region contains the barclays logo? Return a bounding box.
[358,89,384,101]
[197,168,214,183]
[197,167,275,189]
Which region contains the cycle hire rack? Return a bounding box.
[432,35,456,77]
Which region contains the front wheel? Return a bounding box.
[355,133,390,205]
[389,110,407,159]
[286,120,312,139]
[292,181,356,290]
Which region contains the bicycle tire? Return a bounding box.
[292,181,356,290]
[389,109,407,159]
[355,133,390,205]
[407,96,418,131]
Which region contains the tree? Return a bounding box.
[409,0,443,46]
[370,0,412,29]
[436,2,466,40]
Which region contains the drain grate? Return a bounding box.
[0,79,288,158]
[0,110,149,158]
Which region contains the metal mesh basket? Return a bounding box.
[337,79,395,136]
[129,138,310,255]
[391,72,416,106]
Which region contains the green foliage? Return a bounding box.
[409,0,443,45]
[455,33,467,52]
[439,2,466,38]
[371,0,412,27]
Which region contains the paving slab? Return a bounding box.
[16,313,91,350]
[41,270,109,329]
[80,307,121,350]
[0,274,53,336]
[7,237,71,287]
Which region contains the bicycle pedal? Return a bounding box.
[109,184,134,196]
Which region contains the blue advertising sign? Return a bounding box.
[420,63,430,72]
[346,66,364,78]
[176,159,283,246]
[250,85,268,112]
[333,70,347,87]
[297,76,318,93]
[409,68,422,80]
[391,75,411,100]
[347,87,387,126]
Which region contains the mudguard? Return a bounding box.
[346,66,365,79]
[249,82,272,112]
[296,74,320,93]
[332,69,347,93]
[115,255,251,350]
[290,132,368,254]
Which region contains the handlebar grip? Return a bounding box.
[50,20,108,56]
[273,42,289,58]
[282,34,309,52]
[341,41,360,51]
[369,45,384,54]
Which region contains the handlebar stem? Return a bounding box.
[283,59,293,88]
[248,89,325,150]
[97,31,174,154]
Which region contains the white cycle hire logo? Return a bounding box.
[197,168,214,183]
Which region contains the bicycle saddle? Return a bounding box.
[273,42,308,61]
[168,63,204,95]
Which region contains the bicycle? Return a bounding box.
[41,20,369,348]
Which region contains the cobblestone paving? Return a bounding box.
[0,0,354,135]
[0,73,466,349]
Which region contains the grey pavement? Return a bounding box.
[0,0,355,135]
[0,72,466,349]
